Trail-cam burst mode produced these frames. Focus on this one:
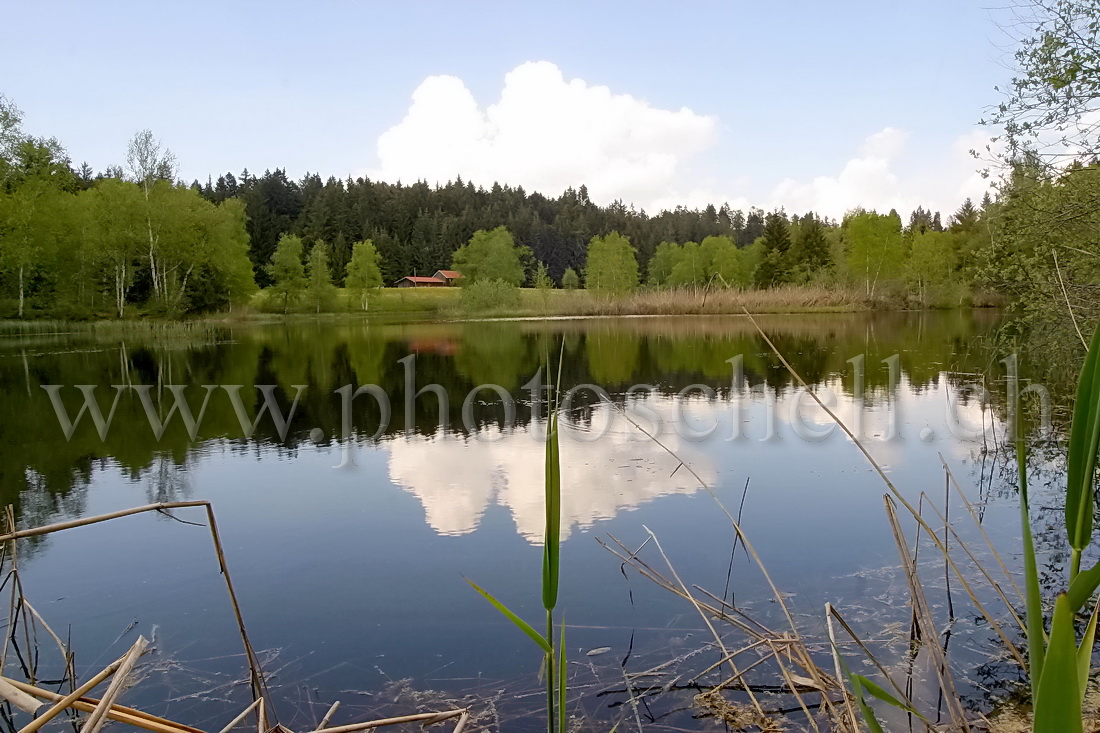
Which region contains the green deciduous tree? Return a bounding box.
[647,241,681,286]
[585,232,638,294]
[844,210,904,297]
[345,239,383,311]
[987,0,1100,161]
[905,230,959,305]
[561,267,580,290]
[267,234,306,313]
[534,262,553,290]
[82,179,144,317]
[306,240,336,313]
[126,130,177,306]
[451,226,525,285]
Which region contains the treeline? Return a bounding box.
[204,168,996,307]
[0,103,256,318]
[2,91,999,318]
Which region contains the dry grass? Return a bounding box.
[521,285,881,318]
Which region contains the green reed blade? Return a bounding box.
[558,618,566,733]
[542,350,563,613]
[1077,602,1098,704]
[831,638,884,733]
[851,675,925,721]
[1016,388,1047,695]
[1066,324,1100,563]
[1034,594,1084,733]
[464,577,552,654]
[1069,559,1100,612]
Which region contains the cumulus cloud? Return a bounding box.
[770,127,992,218]
[370,61,992,219]
[370,61,716,211]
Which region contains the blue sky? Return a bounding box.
[1,1,1012,217]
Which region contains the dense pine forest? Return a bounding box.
[0,89,1066,321]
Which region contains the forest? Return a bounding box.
[0,85,1091,323]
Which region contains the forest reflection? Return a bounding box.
[1,310,1008,533]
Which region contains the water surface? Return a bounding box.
[0,311,1028,728]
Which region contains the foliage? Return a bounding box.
[1013,322,1100,730]
[561,267,580,290]
[646,241,680,286]
[754,212,793,287]
[306,240,337,313]
[905,230,962,306]
[265,234,306,314]
[345,239,383,311]
[980,161,1100,348]
[585,232,638,294]
[986,0,1100,162]
[842,211,905,297]
[534,262,553,290]
[451,226,526,285]
[460,278,522,313]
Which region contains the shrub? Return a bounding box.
[460,278,521,314]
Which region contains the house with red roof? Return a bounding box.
[395,270,464,288]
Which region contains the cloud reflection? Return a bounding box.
[387,400,715,542]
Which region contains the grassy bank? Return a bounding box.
[248,284,1004,321]
[0,286,1005,333]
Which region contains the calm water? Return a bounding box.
[0,311,1034,728]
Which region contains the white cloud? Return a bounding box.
[370,61,717,211]
[371,62,992,220]
[770,127,992,219]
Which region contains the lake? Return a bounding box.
[0,310,1040,729]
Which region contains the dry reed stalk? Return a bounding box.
[79,635,149,733]
[743,309,1034,714]
[2,677,203,733]
[919,492,1026,634]
[219,698,263,733]
[687,638,777,685]
[598,533,845,726]
[3,506,33,682]
[0,501,270,719]
[825,604,860,732]
[450,711,470,733]
[825,606,913,708]
[19,598,77,688]
[884,496,970,730]
[939,454,1025,603]
[311,708,467,732]
[0,677,43,715]
[640,525,768,721]
[18,645,138,733]
[609,402,810,640]
[763,638,820,732]
[314,700,341,731]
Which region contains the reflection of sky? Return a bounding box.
[381,377,996,543]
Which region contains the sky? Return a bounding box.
[1,1,1015,219]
